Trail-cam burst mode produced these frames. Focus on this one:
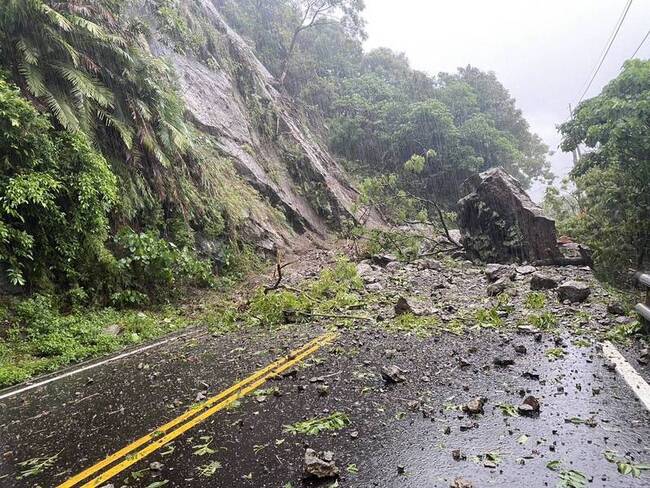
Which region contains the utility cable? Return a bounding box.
[630,28,650,59]
[576,0,633,104]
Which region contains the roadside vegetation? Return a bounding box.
[545,60,650,283]
[0,0,646,391]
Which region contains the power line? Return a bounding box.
[576,0,633,105]
[630,28,650,59]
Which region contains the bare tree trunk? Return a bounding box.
[279,28,301,87]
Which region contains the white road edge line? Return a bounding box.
[602,340,650,411]
[0,328,204,401]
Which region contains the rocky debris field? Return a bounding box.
[1,250,649,488]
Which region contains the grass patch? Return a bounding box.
[546,347,566,360]
[605,321,642,344]
[475,307,505,328]
[525,292,546,310]
[0,295,190,388]
[529,311,558,331]
[283,412,350,435]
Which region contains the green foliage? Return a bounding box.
[247,289,310,327]
[558,469,587,488]
[0,295,188,387]
[113,229,212,303]
[528,311,558,331]
[283,412,350,435]
[604,450,650,478]
[219,257,363,329]
[0,77,116,289]
[545,347,566,360]
[386,313,440,336]
[497,403,519,417]
[556,60,650,281]
[525,292,546,310]
[475,307,505,328]
[605,320,641,344]
[218,1,548,206]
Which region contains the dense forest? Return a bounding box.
[0,0,647,386]
[0,0,551,296]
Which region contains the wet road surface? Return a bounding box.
[2,256,650,488]
[1,324,649,488]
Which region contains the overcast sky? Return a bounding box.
[363,0,650,200]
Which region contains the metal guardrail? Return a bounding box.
[633,272,650,327]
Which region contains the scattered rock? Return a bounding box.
[516,265,536,275]
[514,344,527,355]
[102,324,122,337]
[366,282,384,292]
[607,302,626,315]
[394,297,414,316]
[407,400,420,411]
[357,262,380,284]
[371,254,398,267]
[522,371,540,381]
[518,395,540,416]
[485,263,515,283]
[451,477,474,488]
[452,449,466,461]
[397,464,406,474]
[304,449,339,479]
[494,357,515,366]
[317,385,330,396]
[460,422,479,431]
[463,397,487,415]
[416,259,444,272]
[195,391,207,402]
[487,277,510,296]
[530,272,559,290]
[557,280,591,303]
[149,461,163,471]
[381,365,406,384]
[386,261,401,272]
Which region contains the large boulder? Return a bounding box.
[457,168,560,263]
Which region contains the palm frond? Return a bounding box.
[18,62,47,97]
[97,109,135,150]
[36,1,73,32]
[16,39,39,65]
[54,64,114,108]
[42,90,80,130]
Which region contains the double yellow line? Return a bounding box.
[58,331,338,487]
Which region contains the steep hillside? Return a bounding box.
[154,0,380,243]
[0,0,380,299]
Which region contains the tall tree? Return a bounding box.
[555,59,650,279]
[278,0,365,86]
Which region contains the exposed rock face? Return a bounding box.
[147,1,381,251]
[457,168,560,263]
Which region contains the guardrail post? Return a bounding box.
[634,272,650,333]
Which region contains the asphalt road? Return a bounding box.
[1,322,649,488]
[2,255,650,488]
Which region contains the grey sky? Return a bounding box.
[363,0,650,200]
